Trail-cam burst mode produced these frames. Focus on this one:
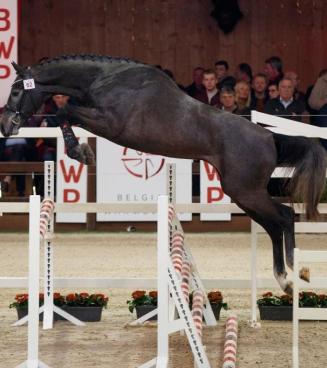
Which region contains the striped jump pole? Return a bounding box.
[222,315,238,368]
[170,230,184,275]
[181,259,191,304]
[192,289,205,339]
[39,199,54,239]
[168,204,175,226]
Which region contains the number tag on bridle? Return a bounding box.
[23,78,35,90]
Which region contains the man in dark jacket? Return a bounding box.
[264,77,305,122]
[194,69,220,107]
[185,67,205,98]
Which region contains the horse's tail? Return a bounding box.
[273,133,326,220]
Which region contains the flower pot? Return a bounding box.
[258,305,293,321]
[135,305,157,320]
[61,305,103,322]
[15,305,103,322]
[210,302,223,321]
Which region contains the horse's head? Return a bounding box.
[0,62,44,137]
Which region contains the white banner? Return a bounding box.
[56,138,87,223]
[96,138,192,221]
[0,1,18,107]
[200,161,231,221]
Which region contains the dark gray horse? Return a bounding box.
[1,55,326,294]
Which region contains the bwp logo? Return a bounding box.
[121,148,165,179]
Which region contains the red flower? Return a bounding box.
[15,294,28,303]
[208,291,223,303]
[53,292,61,300]
[132,290,146,300]
[262,292,273,298]
[149,291,158,299]
[66,293,77,302]
[79,292,89,298]
[39,293,44,300]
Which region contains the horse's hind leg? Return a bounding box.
[282,205,310,282]
[232,190,294,294]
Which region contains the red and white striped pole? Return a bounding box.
[168,204,175,226]
[170,230,184,275]
[39,198,54,239]
[192,289,204,339]
[222,315,238,368]
[180,259,191,304]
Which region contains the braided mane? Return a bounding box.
[37,54,143,67]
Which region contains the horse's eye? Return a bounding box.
[12,91,20,97]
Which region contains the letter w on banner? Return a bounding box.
[200,161,231,221]
[56,138,87,223]
[0,0,18,107]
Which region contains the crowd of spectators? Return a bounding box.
[0,55,327,196]
[184,56,327,126]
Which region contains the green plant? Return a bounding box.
[207,290,228,310]
[257,291,327,307]
[127,290,157,313]
[318,294,327,307]
[299,291,319,307]
[189,290,228,310]
[257,292,292,306]
[65,292,109,308]
[10,292,108,309]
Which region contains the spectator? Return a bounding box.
[235,62,252,83]
[185,67,205,98]
[235,81,251,111]
[220,87,251,119]
[0,138,36,196]
[284,70,305,103]
[267,81,279,99]
[214,60,236,90]
[308,69,327,149]
[194,69,220,107]
[264,77,306,122]
[264,56,283,84]
[251,73,268,112]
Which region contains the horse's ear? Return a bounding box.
[11,61,26,75]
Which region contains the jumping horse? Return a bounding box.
[1,55,326,295]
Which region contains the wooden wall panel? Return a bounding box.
[19,0,327,90]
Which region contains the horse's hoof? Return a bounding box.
[300,267,310,283]
[67,144,95,165]
[283,281,293,296]
[80,143,95,165]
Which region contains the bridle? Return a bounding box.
[5,77,39,127]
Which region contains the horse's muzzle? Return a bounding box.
[0,111,19,137]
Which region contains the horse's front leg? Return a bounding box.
[56,108,95,165]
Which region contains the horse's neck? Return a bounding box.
[34,61,102,97]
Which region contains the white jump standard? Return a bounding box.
[16,195,51,368]
[140,195,216,368]
[13,161,84,329]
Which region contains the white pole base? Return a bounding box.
[248,320,261,329]
[15,359,51,368]
[138,357,157,368]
